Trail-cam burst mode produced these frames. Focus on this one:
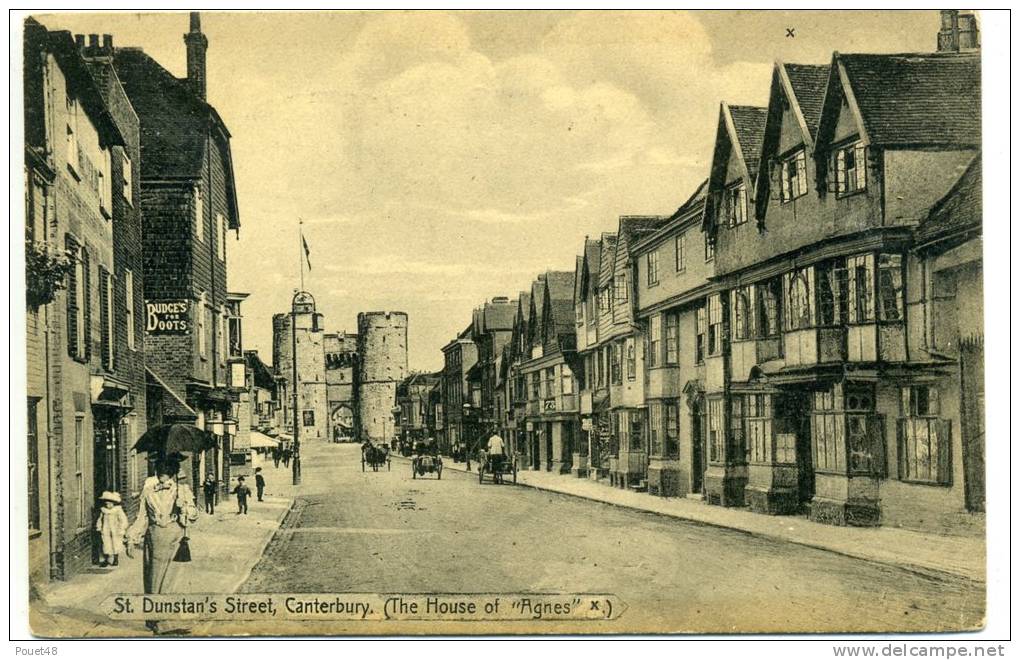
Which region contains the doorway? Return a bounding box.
[690,399,705,495]
[545,422,554,471]
[777,391,814,505]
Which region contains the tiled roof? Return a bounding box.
[113,48,240,228]
[783,63,830,138]
[597,234,618,287]
[530,278,547,326]
[915,154,981,246]
[839,52,981,147]
[728,105,768,176]
[482,299,516,331]
[245,350,276,390]
[544,270,575,302]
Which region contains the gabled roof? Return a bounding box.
[618,215,668,260]
[579,238,602,298]
[24,20,125,150]
[632,180,709,256]
[816,52,980,151]
[703,103,767,233]
[597,233,618,288]
[727,106,768,176]
[542,271,577,348]
[915,153,981,248]
[782,63,830,140]
[754,62,830,219]
[482,299,516,332]
[113,48,240,229]
[245,350,276,390]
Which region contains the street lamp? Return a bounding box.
[290,291,303,485]
[462,402,474,471]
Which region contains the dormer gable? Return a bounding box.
[754,62,829,220]
[703,103,766,238]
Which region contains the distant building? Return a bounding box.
[396,372,442,445]
[357,312,409,443]
[324,331,358,441]
[273,291,328,442]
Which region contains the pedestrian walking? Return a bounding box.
[255,467,266,502]
[95,491,129,567]
[272,445,281,468]
[124,456,199,635]
[282,447,292,468]
[202,475,217,514]
[231,476,251,515]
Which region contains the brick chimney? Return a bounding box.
[183,11,208,100]
[938,10,980,53]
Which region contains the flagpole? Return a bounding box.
[299,220,305,293]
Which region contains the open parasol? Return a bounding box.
[133,423,218,456]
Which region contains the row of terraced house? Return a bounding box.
[437,12,983,531]
[24,14,269,584]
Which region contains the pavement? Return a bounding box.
[431,455,986,584]
[228,443,983,635]
[30,456,296,638]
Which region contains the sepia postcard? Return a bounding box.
[15,8,997,640]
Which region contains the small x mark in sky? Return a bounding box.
[786,28,796,38]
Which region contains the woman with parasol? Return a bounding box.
[124,424,214,634]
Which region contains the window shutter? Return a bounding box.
[855,143,867,191]
[65,236,79,358]
[82,247,92,362]
[795,151,807,196]
[99,267,110,370]
[836,148,846,194]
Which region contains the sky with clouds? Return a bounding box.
[38,10,937,371]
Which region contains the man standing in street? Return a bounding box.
[254,467,266,502]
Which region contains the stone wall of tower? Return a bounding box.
[324,332,358,440]
[357,311,408,442]
[272,303,329,442]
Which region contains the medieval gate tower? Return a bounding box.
[357,311,408,442]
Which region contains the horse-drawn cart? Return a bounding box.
[361,442,391,472]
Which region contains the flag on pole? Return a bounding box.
[301,231,312,271]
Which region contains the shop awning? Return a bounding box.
[249,430,279,448]
[146,367,198,422]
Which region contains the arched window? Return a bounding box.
[787,271,813,330]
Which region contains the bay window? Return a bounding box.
[847,254,875,323]
[544,367,556,400]
[629,411,645,451]
[530,372,541,400]
[561,365,574,395]
[784,269,814,330]
[757,278,782,337]
[626,338,636,380]
[615,273,628,303]
[817,260,848,326]
[744,394,774,464]
[731,285,755,341]
[878,254,904,321]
